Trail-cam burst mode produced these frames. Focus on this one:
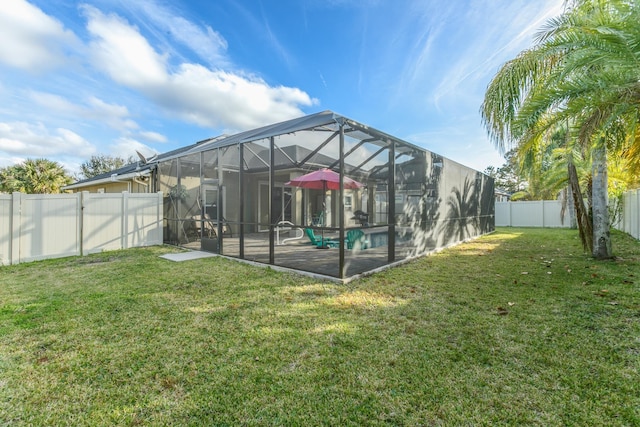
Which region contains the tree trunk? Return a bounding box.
[591,144,612,259]
[568,161,592,252]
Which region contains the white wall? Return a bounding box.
[0,192,163,266]
[496,200,571,228]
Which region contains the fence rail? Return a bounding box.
[0,192,163,266]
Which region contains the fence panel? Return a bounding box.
[1,192,163,265]
[542,201,567,227]
[18,193,81,263]
[496,200,570,228]
[494,202,511,226]
[82,193,127,254]
[123,193,163,249]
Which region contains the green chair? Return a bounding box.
[304,228,340,248]
[346,229,369,250]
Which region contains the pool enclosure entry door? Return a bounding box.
[203,185,219,219]
[200,182,221,252]
[258,181,292,232]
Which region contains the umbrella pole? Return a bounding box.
[320,180,327,248]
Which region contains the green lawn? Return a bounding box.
[1,228,639,426]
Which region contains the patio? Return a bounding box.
[181,228,421,279]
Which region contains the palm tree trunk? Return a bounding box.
[568,161,592,252]
[591,143,612,259]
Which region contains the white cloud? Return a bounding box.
[83,5,169,87]
[396,2,452,90]
[431,0,565,108]
[83,6,316,132]
[0,2,317,171]
[110,137,158,160]
[127,0,229,67]
[29,92,139,131]
[0,154,25,168]
[28,92,82,116]
[166,65,317,129]
[139,131,168,143]
[0,121,95,158]
[0,0,79,70]
[88,97,139,131]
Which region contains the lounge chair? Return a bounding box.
[304,228,340,248]
[346,229,369,250]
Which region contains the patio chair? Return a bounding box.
[311,211,324,226]
[304,228,340,248]
[192,214,215,238]
[346,229,369,250]
[192,214,231,238]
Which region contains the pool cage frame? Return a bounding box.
[157,111,495,280]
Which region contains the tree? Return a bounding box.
[485,148,558,201]
[0,158,72,194]
[484,150,528,196]
[481,0,640,259]
[78,154,133,180]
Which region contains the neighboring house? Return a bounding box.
[64,162,154,194]
[64,140,209,193]
[495,188,512,202]
[67,110,495,281]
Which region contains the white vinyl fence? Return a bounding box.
[496,200,571,228]
[618,189,640,239]
[0,192,163,266]
[497,191,639,240]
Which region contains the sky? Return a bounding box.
[0,0,566,176]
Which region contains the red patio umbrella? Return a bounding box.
[285,168,363,191]
[285,168,363,247]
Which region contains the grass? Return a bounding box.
[1,227,639,426]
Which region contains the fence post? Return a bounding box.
[79,192,85,256]
[157,191,163,245]
[509,202,513,227]
[10,192,21,265]
[542,200,547,228]
[122,191,129,250]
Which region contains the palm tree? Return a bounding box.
[0,158,72,194]
[481,0,640,259]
